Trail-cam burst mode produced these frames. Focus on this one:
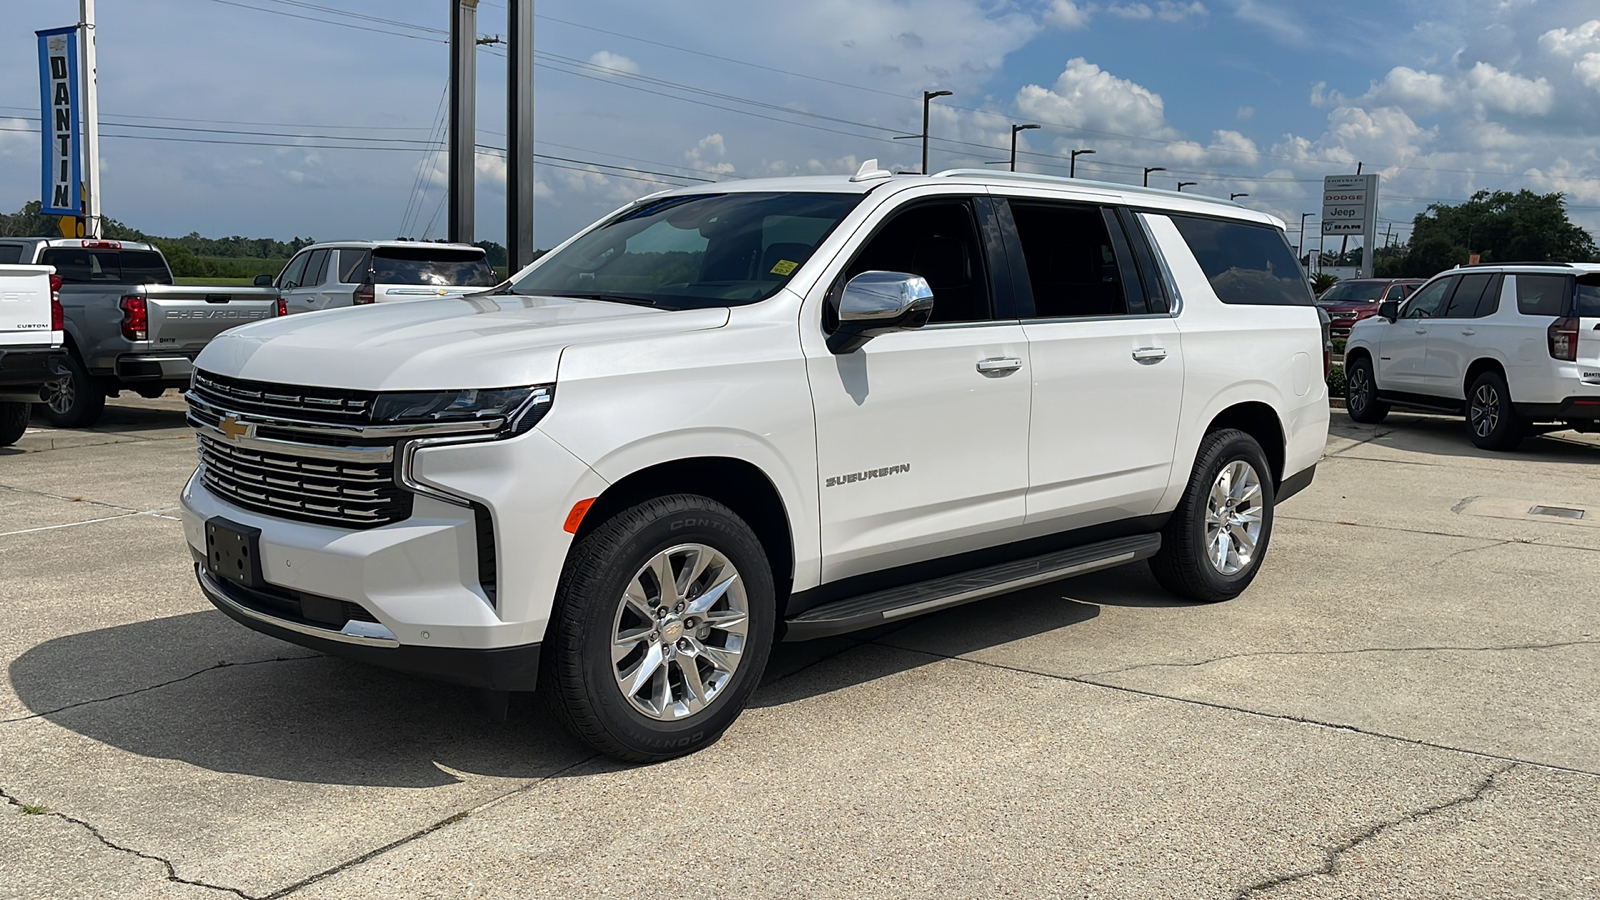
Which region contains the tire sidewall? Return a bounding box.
[1468,372,1517,448]
[564,500,774,759]
[1346,356,1379,421]
[0,401,28,446]
[37,352,101,427]
[1182,434,1276,597]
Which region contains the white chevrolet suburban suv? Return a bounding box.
[179,166,1329,761]
[1343,263,1600,450]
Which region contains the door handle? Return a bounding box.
[1131,347,1168,362]
[1460,328,1476,336]
[1415,327,1428,334]
[976,357,1023,375]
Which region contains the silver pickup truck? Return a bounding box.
[0,239,282,427]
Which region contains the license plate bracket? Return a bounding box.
[205,517,263,590]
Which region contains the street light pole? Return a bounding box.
[1142,166,1165,187]
[1177,181,1197,192]
[1299,212,1312,266]
[1070,148,1094,178]
[1230,192,1249,201]
[1010,124,1039,172]
[921,90,952,175]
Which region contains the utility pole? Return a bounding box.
[506,0,534,271]
[448,0,478,243]
[79,0,101,237]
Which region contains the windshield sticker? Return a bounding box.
[769,259,799,276]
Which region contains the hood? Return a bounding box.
[196,292,729,391]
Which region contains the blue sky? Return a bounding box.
[3,0,1599,254]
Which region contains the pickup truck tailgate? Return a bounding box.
[145,287,277,353]
[0,264,55,347]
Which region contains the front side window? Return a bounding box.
[278,251,310,290]
[510,192,863,311]
[1168,215,1312,306]
[1516,274,1571,317]
[1402,277,1456,319]
[841,199,992,324]
[1009,202,1134,318]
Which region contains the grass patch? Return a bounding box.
[19,803,48,815]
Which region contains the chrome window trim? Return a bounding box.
[1022,313,1178,326]
[1133,212,1184,317]
[921,318,1024,331]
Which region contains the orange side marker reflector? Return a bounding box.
[563,498,596,534]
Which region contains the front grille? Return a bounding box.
[192,370,373,423]
[197,433,411,528]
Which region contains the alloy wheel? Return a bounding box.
[610,543,749,721]
[42,376,73,416]
[1470,384,1500,438]
[1347,366,1370,412]
[1204,460,1264,577]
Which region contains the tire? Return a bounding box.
[1150,429,1276,603]
[0,402,28,447]
[1466,371,1524,451]
[1344,355,1389,424]
[539,494,775,763]
[35,351,106,428]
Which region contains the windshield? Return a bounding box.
[1317,282,1387,303]
[508,192,864,310]
[370,247,496,287]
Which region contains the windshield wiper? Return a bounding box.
[547,292,658,307]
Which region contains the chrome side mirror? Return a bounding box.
[826,271,935,354]
[1378,300,1398,321]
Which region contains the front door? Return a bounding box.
[805,195,1031,581]
[1379,275,1455,391]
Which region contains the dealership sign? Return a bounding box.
[36,27,81,217]
[1321,174,1378,236]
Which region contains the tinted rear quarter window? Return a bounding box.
[1577,275,1600,317]
[371,248,496,287]
[1515,274,1570,317]
[1167,215,1312,306]
[339,249,371,284]
[0,245,22,265]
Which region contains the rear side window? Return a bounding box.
[1515,275,1570,317]
[0,245,22,265]
[371,248,496,287]
[339,249,371,283]
[1442,273,1495,318]
[1009,202,1136,318]
[1168,215,1312,306]
[39,248,173,285]
[1577,275,1600,317]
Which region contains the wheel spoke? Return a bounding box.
[675,657,708,713]
[620,642,664,697]
[1212,530,1229,569]
[1230,522,1256,555]
[686,571,739,616]
[677,546,715,598]
[623,579,655,622]
[613,626,654,664]
[700,608,748,635]
[691,637,741,674]
[1233,479,1261,506]
[651,552,680,609]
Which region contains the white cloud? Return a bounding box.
[586,51,640,77]
[1106,3,1153,19]
[1228,0,1305,43]
[1015,58,1178,140]
[1236,106,1254,120]
[1465,62,1554,116]
[1043,0,1092,30]
[1156,1,1208,22]
[1537,20,1600,57]
[1364,67,1454,113]
[685,134,737,176]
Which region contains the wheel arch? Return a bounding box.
[572,456,797,614]
[1463,356,1508,400]
[1204,401,1286,486]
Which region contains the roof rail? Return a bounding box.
[929,168,1240,206]
[1456,260,1573,268]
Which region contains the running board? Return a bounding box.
[783,533,1161,641]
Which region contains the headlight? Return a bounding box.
[370,384,553,435]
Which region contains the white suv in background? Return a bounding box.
[1343,263,1600,449]
[180,166,1329,761]
[267,240,498,313]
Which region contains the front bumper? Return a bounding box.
[196,563,542,689]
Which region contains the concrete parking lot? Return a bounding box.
[3,395,1598,899]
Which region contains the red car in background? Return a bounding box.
[1316,278,1424,335]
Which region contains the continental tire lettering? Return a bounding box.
[824,462,911,488]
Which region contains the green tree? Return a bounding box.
[1395,190,1599,278]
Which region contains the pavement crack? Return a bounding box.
[1073,638,1600,681]
[1324,428,1391,457]
[262,753,602,898]
[869,640,1600,780]
[0,655,321,725]
[0,481,139,514]
[1276,515,1600,554]
[1450,495,1478,514]
[1232,763,1516,899]
[2,784,257,898]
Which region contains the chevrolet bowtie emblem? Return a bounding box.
[218,416,250,441]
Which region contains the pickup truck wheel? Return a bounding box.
[540,494,775,763]
[1344,356,1388,424]
[1149,429,1275,603]
[1466,371,1525,451]
[36,352,106,428]
[0,402,29,447]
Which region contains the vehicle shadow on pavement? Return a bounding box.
[9,611,590,788]
[1334,412,1600,463]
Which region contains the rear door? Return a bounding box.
[1426,272,1499,396]
[998,197,1182,527]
